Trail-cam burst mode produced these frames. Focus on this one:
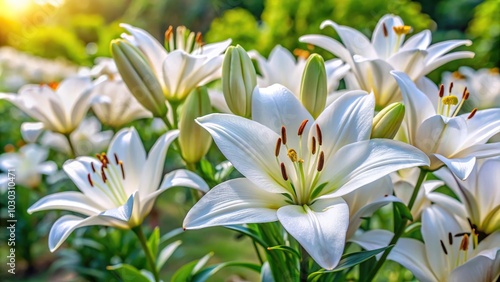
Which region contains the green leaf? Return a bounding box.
[192,262,261,282]
[171,253,213,282]
[147,227,160,260]
[157,240,182,271]
[308,246,393,280]
[404,222,422,235]
[266,245,301,259]
[200,158,215,181]
[224,225,267,247]
[394,202,413,222]
[107,263,151,282]
[159,227,184,245]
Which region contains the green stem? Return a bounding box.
[253,240,264,265]
[363,169,427,282]
[64,133,76,158]
[300,246,309,282]
[132,226,159,282]
[160,115,173,131]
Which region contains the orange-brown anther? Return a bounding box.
[449,82,454,93]
[281,126,287,145]
[91,162,96,173]
[293,49,310,59]
[195,32,203,45]
[114,153,119,164]
[468,108,477,119]
[101,167,107,183]
[165,26,173,41]
[439,84,444,97]
[87,173,93,187]
[317,151,325,172]
[47,81,59,90]
[311,136,317,155]
[462,87,469,100]
[382,23,388,37]
[448,232,453,245]
[275,138,282,157]
[315,124,323,146]
[280,162,288,181]
[460,234,470,251]
[298,119,309,136]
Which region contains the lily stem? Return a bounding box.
[132,226,160,282]
[300,246,309,282]
[63,133,76,158]
[363,168,427,282]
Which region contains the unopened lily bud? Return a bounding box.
[222,45,256,118]
[179,87,212,164]
[371,102,405,139]
[300,54,327,118]
[111,39,167,117]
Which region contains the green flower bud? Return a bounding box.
[300,54,327,119]
[111,39,167,117]
[371,102,405,139]
[179,87,212,164]
[222,45,256,118]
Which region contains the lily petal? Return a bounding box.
[320,20,376,59]
[450,245,500,282]
[401,30,432,51]
[28,191,102,216]
[320,139,429,198]
[434,154,476,180]
[100,193,135,222]
[371,15,405,59]
[21,122,45,143]
[277,197,349,270]
[299,35,354,67]
[183,178,285,229]
[140,129,179,196]
[48,214,123,252]
[196,114,288,194]
[313,90,373,160]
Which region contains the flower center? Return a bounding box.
[392,25,412,36]
[86,152,129,207]
[436,82,476,119]
[164,25,204,54]
[439,229,479,270]
[275,119,327,205]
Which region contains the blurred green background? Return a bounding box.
[0,0,498,281]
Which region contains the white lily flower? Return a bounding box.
[183,85,429,269]
[352,205,500,282]
[28,127,208,251]
[90,58,152,128]
[0,144,57,191]
[392,71,500,180]
[442,67,500,111]
[120,24,231,102]
[0,77,96,141]
[40,117,113,156]
[249,45,350,96]
[300,14,474,108]
[432,159,500,235]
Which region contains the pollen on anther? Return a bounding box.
[460,234,470,251]
[165,26,173,41]
[467,108,477,120]
[315,124,323,146]
[440,240,448,255]
[275,138,282,157]
[281,126,287,145]
[317,151,325,172]
[280,163,288,181]
[287,149,298,162]
[87,173,93,187]
[442,95,458,106]
[298,119,309,136]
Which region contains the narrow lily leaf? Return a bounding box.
[224,225,268,247]
[191,262,261,282]
[404,222,422,235]
[147,227,160,259]
[266,245,301,259]
[200,158,215,181]
[107,263,151,282]
[156,240,181,271]
[308,246,392,279]
[159,227,184,245]
[171,253,213,282]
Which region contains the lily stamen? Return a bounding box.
[317,151,325,172]
[275,138,282,157]
[382,23,388,37]
[316,124,323,145]
[467,108,477,119]
[280,162,288,181]
[119,161,125,179]
[440,240,448,255]
[87,173,93,187]
[281,126,287,145]
[311,136,317,155]
[298,119,309,136]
